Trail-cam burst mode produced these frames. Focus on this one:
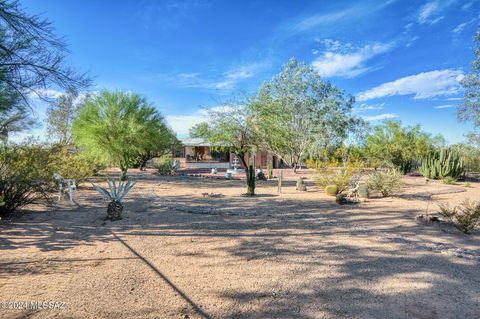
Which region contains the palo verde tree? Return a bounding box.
[363,120,444,174]
[190,101,258,195]
[46,90,80,144]
[0,1,90,105]
[71,91,174,180]
[0,1,90,141]
[459,25,480,146]
[250,58,360,172]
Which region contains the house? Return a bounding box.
[176,138,282,170]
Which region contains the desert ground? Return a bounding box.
[1,170,479,319]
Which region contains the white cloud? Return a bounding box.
[362,113,398,122]
[357,69,464,101]
[166,112,207,136]
[312,42,392,78]
[418,1,439,24]
[156,62,266,90]
[215,63,264,89]
[406,36,419,47]
[294,8,356,31]
[353,102,385,113]
[445,97,462,101]
[434,104,456,109]
[453,18,477,34]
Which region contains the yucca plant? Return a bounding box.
[92,177,136,220]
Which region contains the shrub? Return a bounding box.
[464,182,472,188]
[0,145,53,215]
[313,158,362,195]
[48,145,97,182]
[438,200,480,234]
[442,176,456,185]
[153,157,176,175]
[367,169,404,197]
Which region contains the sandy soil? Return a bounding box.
[1,170,479,319]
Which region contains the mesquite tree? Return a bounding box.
[190,101,258,194]
[250,58,359,172]
[459,26,480,146]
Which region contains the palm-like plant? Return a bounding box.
[92,177,136,220]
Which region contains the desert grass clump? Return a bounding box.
[367,169,403,197]
[442,176,456,185]
[438,200,480,234]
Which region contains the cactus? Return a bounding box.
[296,177,307,191]
[420,148,464,180]
[267,162,273,179]
[325,185,338,196]
[247,164,255,196]
[92,177,136,220]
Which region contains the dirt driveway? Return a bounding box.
[1,171,479,318]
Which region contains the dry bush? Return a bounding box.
[367,169,404,197]
[438,200,480,234]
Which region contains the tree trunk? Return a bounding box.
[293,162,298,173]
[239,153,250,188]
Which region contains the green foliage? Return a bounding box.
[46,90,79,144]
[442,177,456,185]
[458,26,480,145]
[247,164,255,196]
[464,182,472,188]
[364,121,442,174]
[367,169,404,197]
[420,148,464,180]
[250,58,362,172]
[438,200,480,234]
[153,157,176,176]
[48,145,97,182]
[71,91,175,180]
[314,168,355,194]
[452,143,480,175]
[325,185,338,196]
[0,144,53,215]
[190,99,258,191]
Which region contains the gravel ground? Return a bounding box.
[1,170,479,319]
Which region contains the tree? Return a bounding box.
[0,1,90,106]
[364,120,443,174]
[46,90,79,144]
[71,91,174,180]
[190,102,258,194]
[250,58,360,172]
[459,26,480,146]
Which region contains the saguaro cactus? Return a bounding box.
[247,164,255,196]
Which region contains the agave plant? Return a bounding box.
[92,177,136,221]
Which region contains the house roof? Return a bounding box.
[180,138,212,147]
[180,138,228,147]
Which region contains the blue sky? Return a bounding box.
[19,0,480,143]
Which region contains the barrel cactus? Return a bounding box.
[92,177,136,221]
[325,185,338,196]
